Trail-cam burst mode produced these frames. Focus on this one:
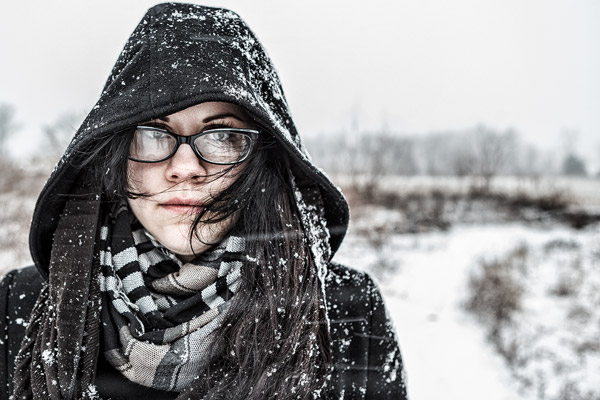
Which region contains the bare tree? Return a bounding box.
[0,103,18,157]
[42,111,85,157]
[418,133,450,176]
[516,144,541,178]
[469,125,512,192]
[560,129,579,157]
[308,124,558,183]
[561,154,587,176]
[358,133,416,177]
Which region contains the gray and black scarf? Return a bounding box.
[13,194,248,399]
[13,173,331,400]
[99,202,245,391]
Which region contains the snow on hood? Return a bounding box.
[29,3,349,278]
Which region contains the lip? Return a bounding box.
[159,197,205,214]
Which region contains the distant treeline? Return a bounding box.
[304,125,592,179]
[0,102,593,178]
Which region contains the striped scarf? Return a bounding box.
[12,174,331,399]
[98,203,244,392]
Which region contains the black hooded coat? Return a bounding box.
[0,3,407,399]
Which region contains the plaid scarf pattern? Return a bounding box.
[98,203,244,391]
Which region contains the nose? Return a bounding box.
[165,143,208,183]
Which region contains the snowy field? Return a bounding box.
[334,208,600,400]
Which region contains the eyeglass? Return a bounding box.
[128,125,259,165]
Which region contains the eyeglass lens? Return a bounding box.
[130,128,253,164]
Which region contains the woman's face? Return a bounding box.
[127,102,253,261]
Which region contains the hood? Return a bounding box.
[29,3,349,279]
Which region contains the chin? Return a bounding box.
[143,216,232,261]
[159,228,223,261]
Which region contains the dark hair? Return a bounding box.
[86,126,332,399]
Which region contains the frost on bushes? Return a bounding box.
[465,237,600,400]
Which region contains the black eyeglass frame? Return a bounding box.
[128,125,260,165]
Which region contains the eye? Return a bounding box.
[209,131,236,143]
[130,126,176,162]
[138,126,170,140]
[194,130,253,164]
[201,130,247,147]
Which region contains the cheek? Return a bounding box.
[217,165,245,189]
[127,161,142,191]
[127,197,148,223]
[127,160,159,193]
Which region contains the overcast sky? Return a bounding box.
[1,0,599,162]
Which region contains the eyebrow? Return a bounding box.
[202,113,245,123]
[154,112,245,124]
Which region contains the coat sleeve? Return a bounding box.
[365,276,408,399]
[0,270,15,400]
[0,267,44,400]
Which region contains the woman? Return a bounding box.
[0,3,407,399]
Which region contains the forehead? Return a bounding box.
[160,102,249,124]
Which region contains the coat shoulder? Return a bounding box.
[324,262,380,320]
[0,265,44,306]
[324,263,408,399]
[325,262,372,289]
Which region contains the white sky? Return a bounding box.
[1,0,599,162]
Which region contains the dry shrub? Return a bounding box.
[567,303,592,324]
[557,381,599,400]
[561,211,600,230]
[544,238,580,252]
[549,256,583,297]
[363,225,400,281]
[465,244,528,342]
[346,183,453,232]
[506,190,570,212]
[343,178,600,235]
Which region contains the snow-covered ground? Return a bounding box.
[334,214,600,400]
